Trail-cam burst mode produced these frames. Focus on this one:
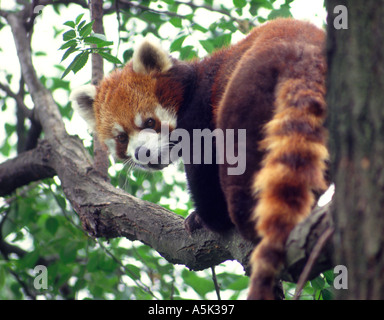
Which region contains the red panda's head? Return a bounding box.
[70,40,181,171]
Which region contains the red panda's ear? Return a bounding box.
[132,39,172,74]
[69,85,97,132]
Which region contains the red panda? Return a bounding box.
[70,18,328,300]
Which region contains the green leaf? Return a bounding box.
[61,45,78,62]
[84,36,113,47]
[61,51,89,79]
[0,141,10,158]
[46,217,59,235]
[192,23,208,33]
[227,275,249,291]
[98,51,122,64]
[5,73,12,83]
[63,20,75,28]
[19,250,40,268]
[170,35,187,52]
[59,39,77,50]
[268,4,293,19]
[311,276,325,290]
[199,39,215,54]
[124,264,141,280]
[169,17,182,28]
[34,51,47,56]
[179,45,196,60]
[61,65,72,80]
[182,270,214,298]
[322,269,335,285]
[56,195,67,210]
[249,2,259,16]
[4,123,14,135]
[92,33,108,41]
[75,13,84,25]
[99,256,118,273]
[63,29,76,41]
[0,265,5,288]
[87,252,100,272]
[71,51,89,73]
[77,20,86,31]
[60,242,78,263]
[213,33,232,49]
[321,288,334,300]
[79,21,94,38]
[233,0,247,8]
[123,48,134,62]
[141,11,163,24]
[0,206,17,239]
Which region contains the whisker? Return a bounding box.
[119,158,137,190]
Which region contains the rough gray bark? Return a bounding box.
[89,0,110,180]
[0,141,55,196]
[327,0,384,299]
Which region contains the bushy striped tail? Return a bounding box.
[247,76,328,300]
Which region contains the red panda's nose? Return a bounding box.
[134,147,151,161]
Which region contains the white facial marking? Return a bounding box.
[104,138,117,158]
[111,123,125,136]
[134,114,144,128]
[154,105,177,128]
[104,123,126,159]
[127,130,160,163]
[127,131,139,159]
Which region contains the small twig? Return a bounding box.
[97,239,160,299]
[0,82,32,119]
[175,0,232,19]
[293,226,334,300]
[118,0,185,19]
[211,266,221,300]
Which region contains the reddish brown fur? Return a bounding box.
[212,19,328,299]
[93,64,158,140]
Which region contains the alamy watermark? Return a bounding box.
[333,265,348,290]
[32,263,349,293]
[33,265,48,290]
[134,123,247,175]
[333,5,348,30]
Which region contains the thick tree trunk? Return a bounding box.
[89,0,110,180]
[327,0,384,299]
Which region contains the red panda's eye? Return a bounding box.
[116,133,128,144]
[144,118,156,129]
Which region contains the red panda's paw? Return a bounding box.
[184,211,204,234]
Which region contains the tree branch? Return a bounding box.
[282,201,334,282]
[114,0,185,19]
[0,82,31,119]
[7,12,66,139]
[0,140,56,196]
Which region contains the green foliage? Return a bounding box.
[283,271,336,300]
[0,0,324,300]
[60,13,122,79]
